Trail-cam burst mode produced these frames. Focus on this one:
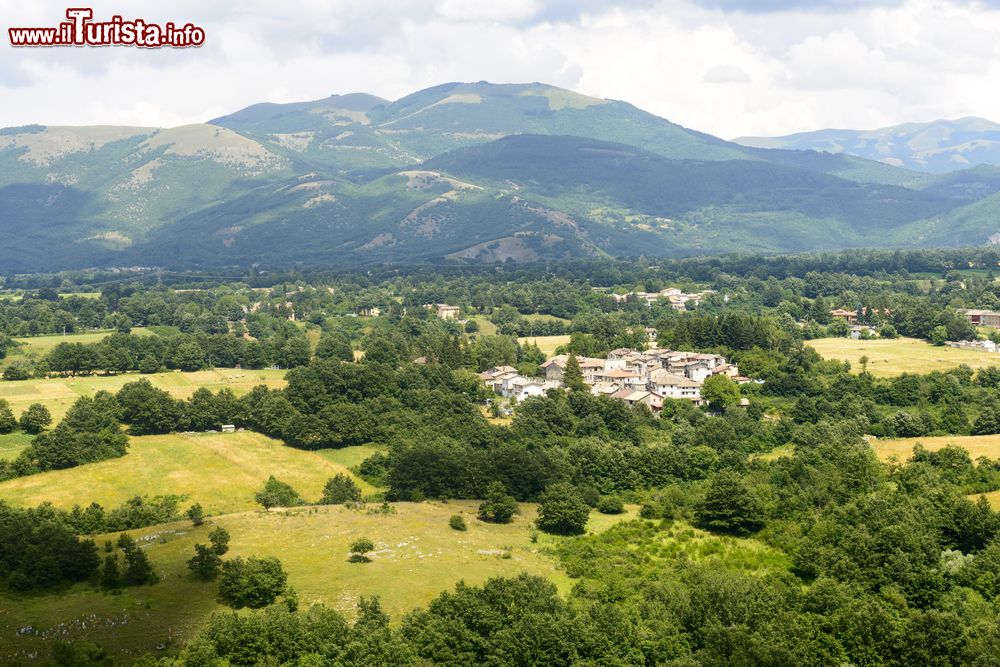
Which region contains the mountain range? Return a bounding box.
[736,117,1000,174]
[4,82,1000,272]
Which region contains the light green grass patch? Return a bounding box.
[808,336,1000,377]
[0,433,32,461]
[315,445,381,471]
[0,431,372,514]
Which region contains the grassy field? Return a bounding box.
[0,433,32,461]
[0,368,286,423]
[470,316,498,336]
[518,335,572,356]
[808,337,1000,376]
[0,432,375,514]
[0,502,638,663]
[871,434,1000,462]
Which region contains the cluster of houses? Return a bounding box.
[480,347,748,416]
[610,287,713,311]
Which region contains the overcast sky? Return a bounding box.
[2,0,1000,138]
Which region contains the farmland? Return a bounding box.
[517,334,571,356]
[0,502,638,663]
[871,433,1000,463]
[807,336,1000,376]
[0,431,374,515]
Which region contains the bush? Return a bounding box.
[596,496,625,514]
[536,483,590,536]
[449,514,467,531]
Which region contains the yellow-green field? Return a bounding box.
[0,502,638,662]
[0,368,286,423]
[808,337,1000,376]
[0,432,374,515]
[870,434,1000,463]
[518,335,572,356]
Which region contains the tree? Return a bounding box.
[315,333,354,362]
[695,471,765,536]
[254,475,304,510]
[186,503,205,526]
[18,403,52,434]
[478,481,518,524]
[349,537,375,563]
[536,483,590,535]
[209,527,231,556]
[0,399,16,434]
[218,556,288,609]
[701,375,740,412]
[100,554,120,589]
[930,325,949,346]
[3,363,31,381]
[321,473,362,505]
[172,341,206,372]
[116,379,182,435]
[117,533,158,585]
[562,354,587,392]
[187,543,222,581]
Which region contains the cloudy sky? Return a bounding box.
[2,0,1000,138]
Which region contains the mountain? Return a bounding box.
[735,117,1000,174]
[5,82,1000,271]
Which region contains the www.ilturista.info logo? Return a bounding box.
[9,8,205,48]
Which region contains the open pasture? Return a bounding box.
[0,432,375,515]
[0,502,638,662]
[807,336,1000,377]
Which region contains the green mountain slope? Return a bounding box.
[114,135,977,267]
[5,82,1000,271]
[736,117,1000,174]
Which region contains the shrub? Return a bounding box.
[449,514,467,531]
[596,496,625,514]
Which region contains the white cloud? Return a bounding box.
[1,0,1000,138]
